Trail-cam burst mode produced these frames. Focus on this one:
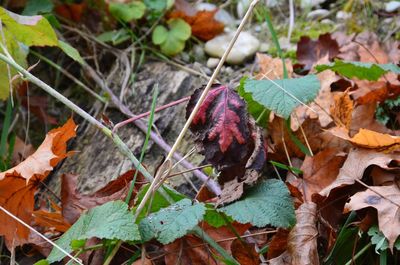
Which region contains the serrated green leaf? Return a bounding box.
[139,199,206,244]
[237,76,269,127]
[169,18,191,41]
[109,1,146,22]
[152,25,168,45]
[244,75,320,119]
[22,0,53,15]
[47,201,140,263]
[133,184,186,222]
[220,179,295,228]
[316,60,400,81]
[58,41,84,65]
[0,7,58,47]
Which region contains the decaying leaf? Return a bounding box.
[288,148,346,201]
[61,169,145,224]
[231,238,259,265]
[255,53,293,80]
[0,118,77,249]
[287,202,319,265]
[187,85,266,204]
[320,149,400,197]
[163,222,250,265]
[344,185,400,250]
[296,33,339,71]
[330,91,353,129]
[329,127,400,152]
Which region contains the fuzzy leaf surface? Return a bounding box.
[47,200,140,262]
[244,75,321,119]
[139,199,206,244]
[220,179,295,228]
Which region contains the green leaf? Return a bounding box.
[144,0,167,11]
[269,161,303,174]
[203,205,232,228]
[97,29,131,45]
[244,75,320,119]
[0,7,58,47]
[368,225,400,253]
[109,1,146,22]
[152,25,168,45]
[22,0,54,15]
[139,199,206,244]
[47,201,140,263]
[168,18,191,41]
[315,60,400,81]
[58,41,84,65]
[133,184,186,222]
[237,77,269,127]
[33,259,49,265]
[220,179,295,228]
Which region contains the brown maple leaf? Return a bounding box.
[0,118,77,249]
[344,184,400,250]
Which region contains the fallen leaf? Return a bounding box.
[344,184,400,250]
[320,149,400,197]
[287,202,319,265]
[231,239,259,265]
[11,136,35,166]
[61,169,145,224]
[288,148,346,201]
[330,91,353,129]
[329,127,400,152]
[350,103,393,136]
[255,53,293,80]
[0,118,77,249]
[163,222,250,265]
[267,229,290,260]
[168,10,224,41]
[296,33,339,71]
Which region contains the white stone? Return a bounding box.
[386,1,400,12]
[236,0,251,18]
[204,31,260,64]
[259,43,270,53]
[307,9,329,19]
[301,0,325,8]
[206,58,219,68]
[336,11,351,20]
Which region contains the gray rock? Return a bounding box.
[204,31,260,64]
[307,9,329,19]
[336,11,351,20]
[206,58,219,68]
[385,1,400,12]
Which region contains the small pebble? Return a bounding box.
[385,1,400,12]
[336,11,351,20]
[307,9,329,19]
[206,58,219,69]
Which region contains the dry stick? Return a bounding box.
[135,0,261,219]
[0,206,83,265]
[82,64,222,195]
[0,53,236,265]
[113,96,190,132]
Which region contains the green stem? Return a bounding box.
[0,53,235,265]
[0,97,12,157]
[344,242,372,265]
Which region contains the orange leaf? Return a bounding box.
[0,118,77,249]
[168,10,224,41]
[329,127,400,152]
[330,91,353,129]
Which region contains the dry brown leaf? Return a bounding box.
[11,136,35,166]
[330,91,353,129]
[61,170,144,223]
[267,228,290,260]
[231,239,259,265]
[255,53,293,80]
[320,149,400,197]
[329,127,400,152]
[288,148,346,201]
[344,185,400,250]
[0,118,77,249]
[350,103,393,136]
[164,222,250,265]
[287,202,319,265]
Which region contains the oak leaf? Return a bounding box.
[0,118,77,249]
[320,149,400,197]
[344,185,400,250]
